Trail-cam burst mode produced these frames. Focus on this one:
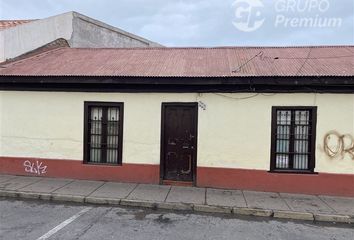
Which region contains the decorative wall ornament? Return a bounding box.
[323,131,354,160]
[23,160,47,175]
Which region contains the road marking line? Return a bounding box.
[36,207,92,240]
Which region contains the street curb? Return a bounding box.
[85,196,121,205]
[0,190,19,198]
[51,194,85,203]
[0,190,352,224]
[156,202,193,211]
[17,191,40,200]
[194,204,232,214]
[314,214,352,224]
[39,193,52,201]
[273,210,314,221]
[233,207,273,217]
[120,199,157,209]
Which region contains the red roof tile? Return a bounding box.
[0,46,353,77]
[0,20,36,30]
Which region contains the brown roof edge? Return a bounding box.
[1,38,69,65]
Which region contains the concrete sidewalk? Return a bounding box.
[0,174,353,224]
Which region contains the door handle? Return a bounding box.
[181,155,192,174]
[182,146,194,149]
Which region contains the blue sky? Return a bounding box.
[1,0,353,46]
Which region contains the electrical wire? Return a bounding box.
[213,92,260,100]
[260,93,277,96]
[232,51,263,73]
[231,48,353,74]
[295,48,312,76]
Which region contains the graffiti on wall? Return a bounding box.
[23,160,47,175]
[323,131,354,160]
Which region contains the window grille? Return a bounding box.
[270,107,317,172]
[84,102,123,165]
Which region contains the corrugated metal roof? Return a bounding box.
[0,20,36,30]
[0,46,353,77]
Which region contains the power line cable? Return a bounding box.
[295,48,312,76]
[213,93,260,100]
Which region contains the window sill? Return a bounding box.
[83,162,122,167]
[268,170,318,175]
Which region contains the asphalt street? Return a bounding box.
[0,198,353,240]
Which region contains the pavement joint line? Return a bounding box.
[204,188,207,205]
[278,193,293,211]
[125,183,139,199]
[49,179,76,193]
[241,190,248,208]
[317,195,338,214]
[35,207,92,240]
[0,175,17,184]
[15,177,43,191]
[163,185,172,202]
[17,178,45,191]
[87,181,107,197]
[85,181,106,197]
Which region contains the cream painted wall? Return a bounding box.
[0,91,353,174]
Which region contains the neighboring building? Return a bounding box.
[0,46,353,197]
[0,11,162,62]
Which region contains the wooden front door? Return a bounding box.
[161,103,198,183]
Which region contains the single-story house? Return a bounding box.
[0,46,353,196]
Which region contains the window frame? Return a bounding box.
[270,106,317,174]
[83,101,124,165]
